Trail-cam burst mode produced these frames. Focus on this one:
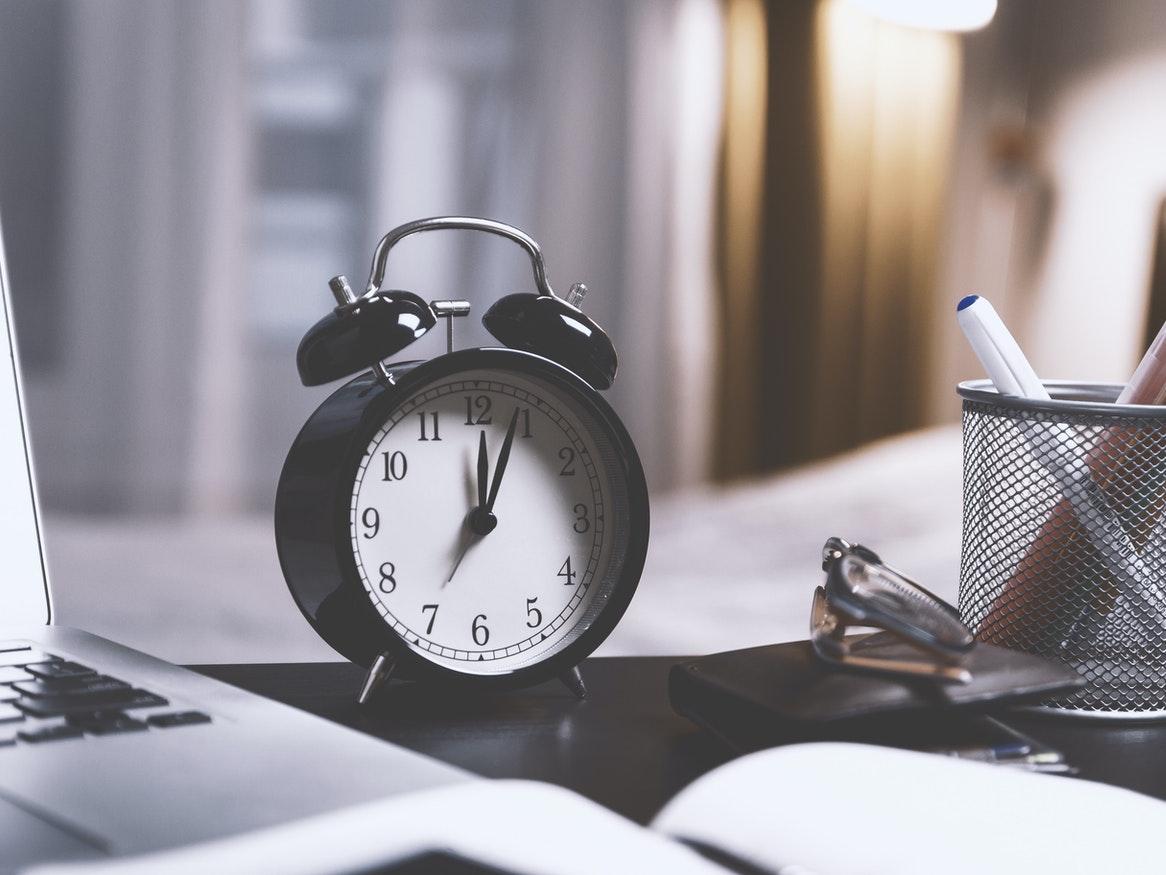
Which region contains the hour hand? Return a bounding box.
[477,430,488,510]
[465,429,499,539]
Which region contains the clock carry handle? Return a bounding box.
[363,216,556,299]
[367,216,618,389]
[297,215,618,389]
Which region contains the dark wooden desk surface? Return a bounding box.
[193,657,1166,825]
[193,657,731,825]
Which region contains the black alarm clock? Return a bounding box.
[275,217,649,704]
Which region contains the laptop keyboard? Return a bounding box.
[0,643,210,748]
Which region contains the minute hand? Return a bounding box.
[484,408,521,513]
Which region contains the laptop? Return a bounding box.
[0,214,468,873]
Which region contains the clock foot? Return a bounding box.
[357,652,396,705]
[559,666,587,700]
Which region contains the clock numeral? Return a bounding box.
[472,614,490,646]
[526,597,542,628]
[464,394,493,425]
[416,411,441,441]
[361,508,380,539]
[573,503,590,534]
[558,556,577,585]
[517,407,532,438]
[378,561,396,593]
[558,447,576,476]
[381,451,408,481]
[421,603,439,635]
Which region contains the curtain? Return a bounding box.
[30,0,250,513]
[622,0,724,490]
[715,0,961,479]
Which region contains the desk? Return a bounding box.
[193,657,1166,825]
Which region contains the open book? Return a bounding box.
[28,741,1166,875]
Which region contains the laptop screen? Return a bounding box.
[0,213,51,626]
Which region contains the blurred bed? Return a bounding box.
[42,426,964,665]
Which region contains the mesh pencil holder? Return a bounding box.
[959,379,1166,719]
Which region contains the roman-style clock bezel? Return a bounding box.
[275,347,649,692]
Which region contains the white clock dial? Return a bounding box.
[350,368,617,675]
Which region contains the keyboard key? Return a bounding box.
[147,711,211,729]
[0,704,23,723]
[18,725,83,744]
[16,690,167,718]
[0,730,16,747]
[0,688,19,703]
[25,662,95,681]
[66,711,131,727]
[14,677,130,699]
[76,715,148,736]
[0,651,54,667]
[0,667,32,684]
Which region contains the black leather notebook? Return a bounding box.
[670,634,1085,752]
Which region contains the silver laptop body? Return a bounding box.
[0,214,468,873]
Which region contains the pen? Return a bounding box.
[956,295,1050,400]
[1119,316,1166,405]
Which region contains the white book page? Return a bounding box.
[652,742,1166,875]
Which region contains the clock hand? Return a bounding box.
[446,531,478,584]
[465,428,500,539]
[476,430,488,510]
[450,430,498,582]
[484,407,521,513]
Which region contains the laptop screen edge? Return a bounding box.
[0,210,52,626]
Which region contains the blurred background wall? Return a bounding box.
[0,0,722,516]
[5,0,1166,659]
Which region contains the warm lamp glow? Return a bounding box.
[846,0,996,32]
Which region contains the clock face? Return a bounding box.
[349,367,625,675]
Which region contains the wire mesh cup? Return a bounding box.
[959,380,1166,718]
